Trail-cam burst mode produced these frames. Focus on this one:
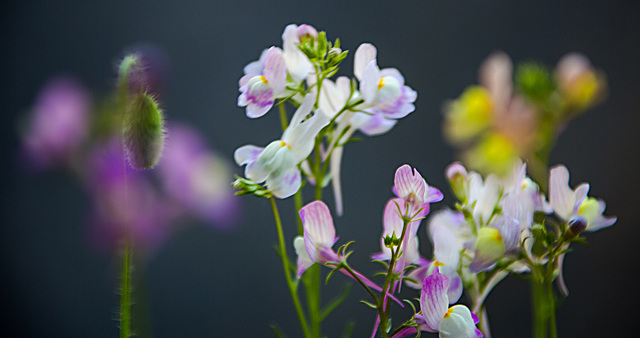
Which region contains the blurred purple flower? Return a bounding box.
[20,76,90,171]
[85,137,174,253]
[158,123,240,229]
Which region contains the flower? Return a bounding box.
[158,123,240,229]
[549,164,616,231]
[354,43,417,125]
[282,23,317,83]
[235,94,330,198]
[555,53,606,111]
[85,137,173,253]
[294,200,340,276]
[409,269,482,338]
[294,201,384,292]
[20,75,90,171]
[393,164,443,214]
[238,47,287,118]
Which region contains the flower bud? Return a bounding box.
[446,162,468,202]
[122,93,165,169]
[566,216,587,239]
[469,227,505,273]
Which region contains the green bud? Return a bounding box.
[232,177,272,199]
[122,93,165,169]
[515,62,555,103]
[316,31,327,58]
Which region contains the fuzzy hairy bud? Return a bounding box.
[122,93,165,169]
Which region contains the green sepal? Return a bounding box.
[232,176,272,198]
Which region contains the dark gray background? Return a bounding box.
[2,1,639,337]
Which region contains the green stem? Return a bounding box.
[270,197,311,338]
[379,210,411,337]
[120,237,132,338]
[305,265,322,338]
[294,190,304,235]
[278,103,288,132]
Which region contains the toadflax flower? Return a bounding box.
[549,164,616,231]
[353,43,417,128]
[238,46,287,118]
[235,94,330,198]
[293,201,383,291]
[418,269,483,338]
[394,164,443,214]
[394,269,482,338]
[282,23,317,83]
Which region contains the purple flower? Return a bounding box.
[238,47,287,118]
[416,269,483,337]
[158,123,240,229]
[294,201,384,293]
[393,164,443,213]
[85,137,173,253]
[20,76,90,171]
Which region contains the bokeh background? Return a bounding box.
[2,1,639,337]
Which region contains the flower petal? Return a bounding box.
[549,165,578,220]
[439,305,482,338]
[354,43,377,80]
[267,166,301,199]
[263,47,287,95]
[420,269,450,332]
[234,145,263,166]
[300,201,336,249]
[294,236,313,277]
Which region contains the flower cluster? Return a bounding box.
[443,52,606,177]
[234,24,615,338]
[234,24,417,212]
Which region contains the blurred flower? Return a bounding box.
[549,164,616,231]
[443,52,537,176]
[19,76,90,171]
[158,123,240,229]
[555,53,606,112]
[85,137,173,253]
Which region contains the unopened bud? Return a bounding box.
[122,93,165,169]
[446,162,468,202]
[566,216,587,239]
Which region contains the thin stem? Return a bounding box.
[278,103,288,132]
[305,265,321,338]
[379,211,411,337]
[294,190,304,235]
[120,237,132,338]
[340,263,379,305]
[270,197,311,338]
